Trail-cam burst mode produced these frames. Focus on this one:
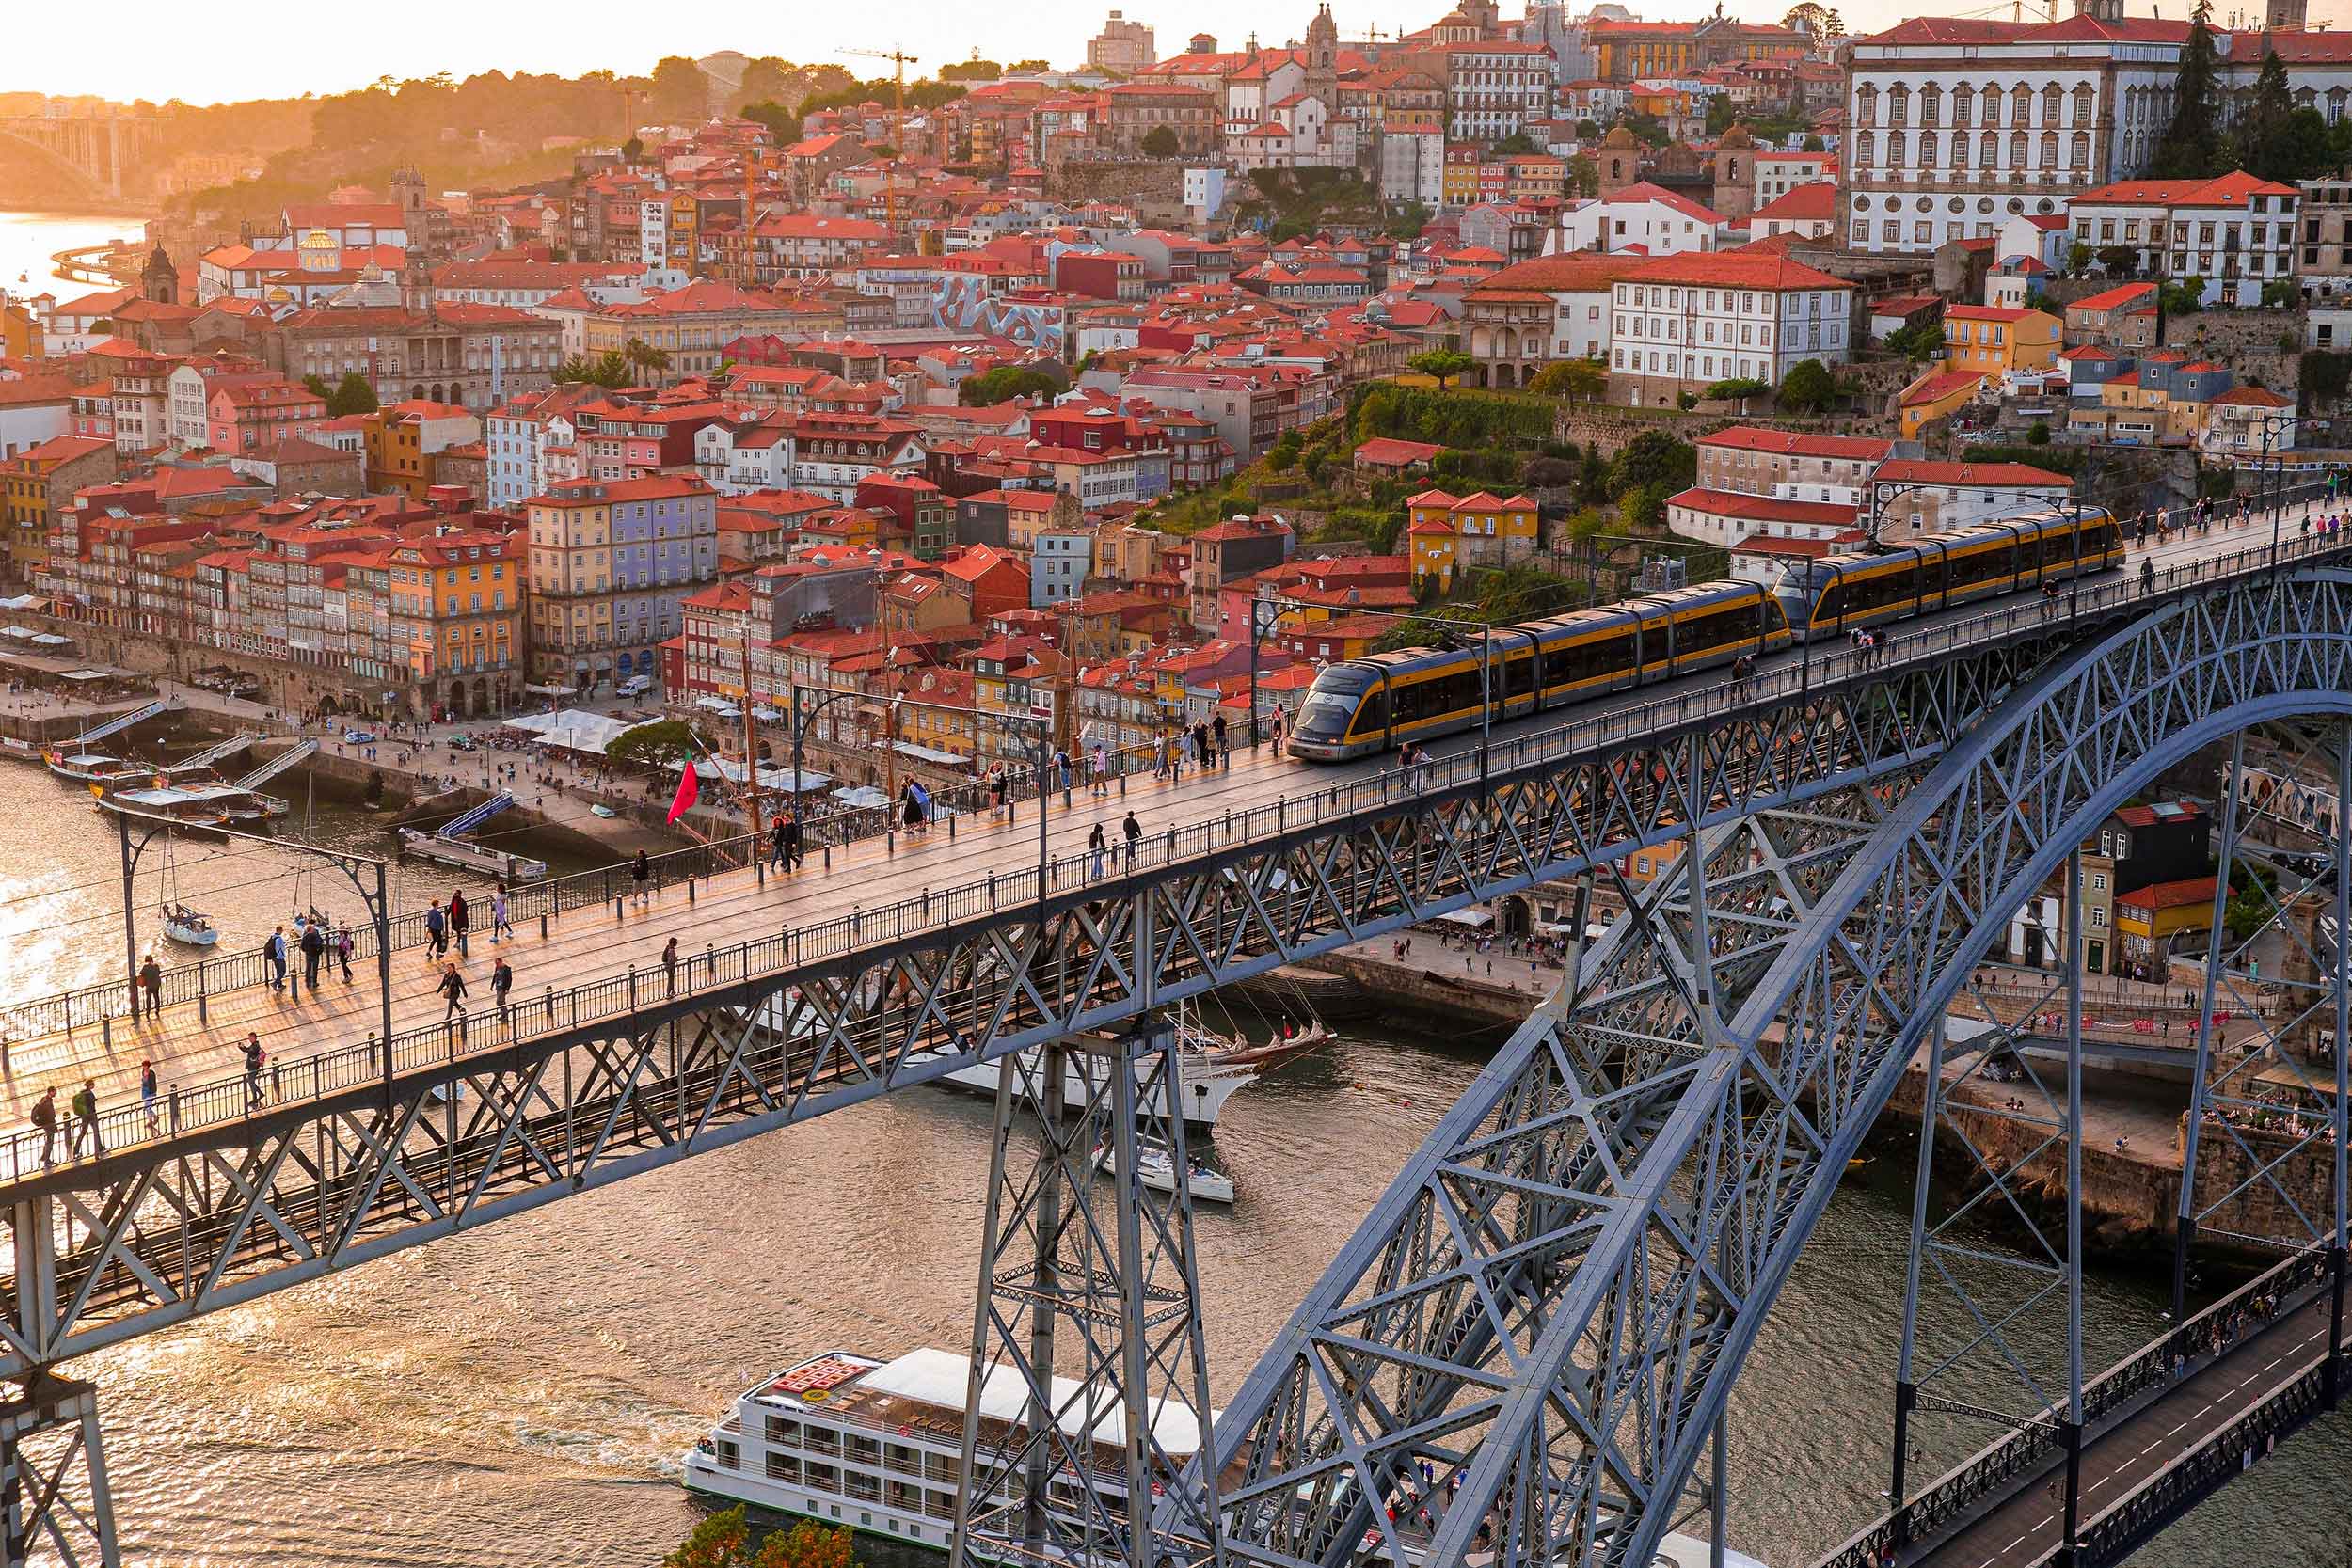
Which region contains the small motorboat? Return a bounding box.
[1092,1136,1235,1205]
[161,902,218,947]
[590,802,617,818]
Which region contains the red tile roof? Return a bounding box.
[1872,460,2071,487]
[1620,249,1849,291]
[2074,170,2300,208]
[1751,182,1838,223]
[1666,487,1860,529]
[1696,427,1892,461]
[2116,875,2217,913]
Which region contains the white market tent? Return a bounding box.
[502,708,638,754]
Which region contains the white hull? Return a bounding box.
[1092,1144,1235,1204]
[911,1046,1256,1127]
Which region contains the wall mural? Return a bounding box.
[929,275,1066,356]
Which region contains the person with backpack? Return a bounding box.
[491,956,514,1025]
[448,889,470,959]
[1122,809,1142,867]
[243,1033,265,1110]
[1089,821,1108,881]
[336,925,355,982]
[28,1086,56,1166]
[264,927,288,991]
[631,849,652,908]
[68,1080,101,1158]
[423,901,447,961]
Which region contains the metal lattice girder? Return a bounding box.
[952,1022,1223,1568]
[0,1377,116,1568]
[1200,573,2352,1568]
[0,647,2014,1375]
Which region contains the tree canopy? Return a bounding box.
[1777,358,1838,414]
[607,720,707,767]
[1406,350,1476,389]
[663,1509,854,1568]
[2152,0,2225,178]
[1606,430,1697,499]
[960,365,1065,405]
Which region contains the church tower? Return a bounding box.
[1306,5,1340,110]
[1711,123,1756,223]
[390,166,430,254]
[141,244,177,305]
[401,253,435,314]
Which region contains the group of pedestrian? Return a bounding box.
[767,814,806,871]
[1847,626,1882,668]
[27,1079,105,1164]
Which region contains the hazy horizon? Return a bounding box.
[18,0,2352,109]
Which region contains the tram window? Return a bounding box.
[1812,580,1845,625]
[1344,688,1388,737]
[1390,679,1423,725]
[1505,650,1536,699]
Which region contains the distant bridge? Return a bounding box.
[0,117,170,201]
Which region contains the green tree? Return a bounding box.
[2158,276,2207,316]
[1607,429,1696,498]
[2236,49,2296,180]
[555,352,633,388]
[1883,322,1945,363]
[1267,429,1304,470]
[1575,447,1612,505]
[650,55,709,121]
[2027,420,2050,446]
[2066,242,2091,277]
[1802,133,1825,153]
[2095,244,2140,274]
[2263,277,2302,308]
[2152,0,2223,179]
[1705,95,1736,135]
[301,372,332,402]
[735,56,793,112]
[1141,125,1181,158]
[960,365,1064,404]
[1384,201,1434,239]
[1491,131,1540,154]
[607,720,706,768]
[1406,349,1476,389]
[663,1508,854,1568]
[624,337,674,381]
[1528,358,1606,403]
[329,371,379,416]
[1565,154,1600,199]
[1701,376,1772,404]
[2273,107,2335,183]
[1777,357,1837,414]
[740,101,801,143]
[1620,478,1672,533]
[621,135,645,162]
[941,58,1005,82]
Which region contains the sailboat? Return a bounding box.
[157,837,218,947]
[1091,1133,1236,1204]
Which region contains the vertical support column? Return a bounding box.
[955,1020,1222,1568]
[1891,1012,1947,1546]
[2331,731,2351,1407]
[115,811,138,997]
[2061,848,2087,1565]
[0,1377,119,1568]
[2177,733,2247,1321]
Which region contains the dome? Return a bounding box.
[1718,122,1754,150]
[1602,123,1639,149]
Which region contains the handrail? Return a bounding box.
[14,515,2352,1185]
[1808,1241,2334,1568]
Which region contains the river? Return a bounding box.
[0,209,2341,1568]
[0,758,2341,1568]
[0,210,145,298]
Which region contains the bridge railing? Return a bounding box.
[17,516,2352,1180]
[1809,1242,2333,1568]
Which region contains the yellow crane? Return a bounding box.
[837,46,919,236]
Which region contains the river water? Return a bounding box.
[0,210,2343,1567]
[0,210,143,299]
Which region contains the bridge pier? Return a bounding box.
[952,1019,1223,1568]
[0,1376,118,1568]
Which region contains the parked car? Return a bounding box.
[343,728,377,744]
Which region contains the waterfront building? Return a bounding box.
[525,474,720,692]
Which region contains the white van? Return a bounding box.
[617,675,653,698]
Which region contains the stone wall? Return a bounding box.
[1046,160,1191,223]
[2189,1114,2336,1244]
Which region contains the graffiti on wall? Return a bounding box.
[930,275,1066,356]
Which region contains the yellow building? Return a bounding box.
[0,297,38,359]
[386,530,524,714]
[1897,369,1987,440]
[1403,488,1541,582]
[2113,875,2217,974]
[1943,306,2059,378]
[1407,517,1458,593]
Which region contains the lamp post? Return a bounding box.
[2258,410,2299,568]
[1244,594,1285,750]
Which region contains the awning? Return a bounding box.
[523,682,578,696]
[890,738,973,766]
[1434,908,1493,928]
[832,784,891,808]
[502,708,636,752]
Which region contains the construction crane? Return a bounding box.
[838,46,919,236]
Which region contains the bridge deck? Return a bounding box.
[1914,1290,2348,1568]
[0,513,2331,1164]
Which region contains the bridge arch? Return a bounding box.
[1202,574,2352,1568]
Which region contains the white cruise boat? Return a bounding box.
[682,1345,1214,1555]
[682,1347,1767,1568]
[906,1041,1261,1129]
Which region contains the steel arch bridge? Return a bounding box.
[1193,573,2352,1568]
[4,552,2352,1565]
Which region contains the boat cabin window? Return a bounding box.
[766,1452,802,1482]
[804,1461,840,1491]
[844,1433,882,1466]
[885,1442,923,1475]
[765,1415,801,1446]
[714,1438,739,1469]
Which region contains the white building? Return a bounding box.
[1748,182,1838,241]
[1593,182,1732,256]
[1380,130,1446,206]
[1754,150,1836,205]
[1863,458,2073,540]
[1842,14,2187,257]
[1607,251,1855,406]
[1441,41,1556,143]
[2067,169,2297,306]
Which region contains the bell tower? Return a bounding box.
[141,244,177,305]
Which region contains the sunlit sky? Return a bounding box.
[13,0,2352,105]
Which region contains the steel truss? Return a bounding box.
[1193,573,2352,1568]
[951,1021,1224,1568]
[0,1378,114,1568]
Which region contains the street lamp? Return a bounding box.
[1244,594,1285,751]
[2256,410,2300,567]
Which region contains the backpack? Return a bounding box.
[29,1098,52,1129]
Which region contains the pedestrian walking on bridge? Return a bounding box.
[68,1079,100,1158]
[448,889,470,958]
[492,956,514,1025]
[300,920,326,990]
[243,1033,265,1110]
[662,936,680,998]
[1122,809,1142,867]
[29,1087,56,1166]
[437,961,468,1022]
[138,953,162,1021]
[141,1060,158,1134]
